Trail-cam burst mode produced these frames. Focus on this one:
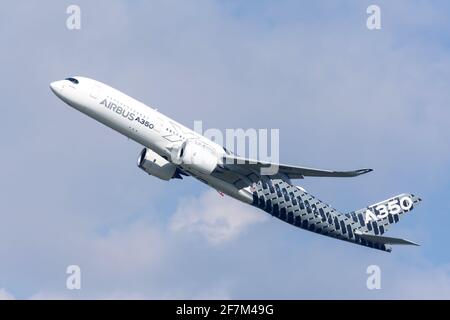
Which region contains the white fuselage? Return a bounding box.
[50,77,253,203]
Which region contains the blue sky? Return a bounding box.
[1,0,450,299]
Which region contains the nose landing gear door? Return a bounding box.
[90,84,102,100]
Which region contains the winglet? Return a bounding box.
[355,168,373,175]
[329,168,373,177]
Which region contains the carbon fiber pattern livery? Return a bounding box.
[250,178,421,252]
[349,193,421,236]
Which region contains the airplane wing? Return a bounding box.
[221,155,372,179]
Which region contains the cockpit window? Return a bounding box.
[65,77,79,84]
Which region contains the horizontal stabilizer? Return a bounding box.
[354,230,419,246]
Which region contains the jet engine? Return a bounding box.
[174,140,219,175]
[137,148,180,180]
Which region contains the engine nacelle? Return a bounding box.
[175,140,218,175]
[137,148,178,181]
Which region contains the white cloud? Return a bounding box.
[29,291,69,300]
[88,221,167,275]
[170,190,267,245]
[0,288,15,300]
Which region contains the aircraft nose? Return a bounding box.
[50,81,56,92]
[50,81,61,93]
[50,80,66,98]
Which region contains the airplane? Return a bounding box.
[50,76,422,252]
